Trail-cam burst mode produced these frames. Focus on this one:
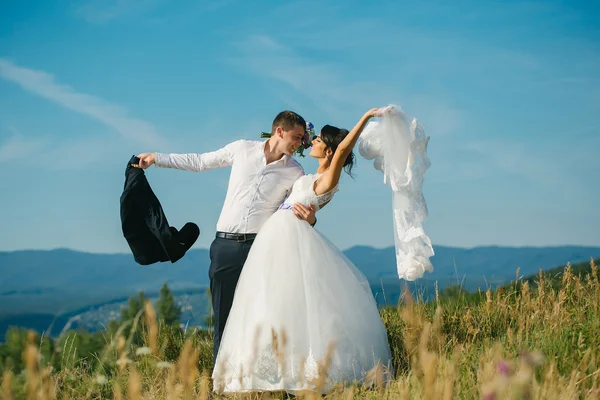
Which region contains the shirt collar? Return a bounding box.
[261,140,290,165]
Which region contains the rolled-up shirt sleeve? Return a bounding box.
[154,140,240,172]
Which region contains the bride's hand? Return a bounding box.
[365,108,383,119]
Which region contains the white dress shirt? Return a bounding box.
[155,140,304,234]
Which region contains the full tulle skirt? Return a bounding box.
[212,209,393,393]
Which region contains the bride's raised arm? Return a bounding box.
[314,108,380,195]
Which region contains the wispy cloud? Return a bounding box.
[454,138,598,189]
[0,58,166,148]
[73,0,164,23]
[42,136,125,171]
[222,3,484,133]
[0,125,138,170]
[405,95,464,137]
[227,33,465,138]
[227,35,398,122]
[250,1,598,97]
[74,0,238,25]
[425,122,600,191]
[0,127,45,163]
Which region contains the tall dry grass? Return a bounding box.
[1,260,599,399]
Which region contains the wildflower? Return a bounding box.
[157,361,173,369]
[496,360,511,376]
[483,392,496,400]
[116,358,132,366]
[135,346,152,356]
[522,350,545,367]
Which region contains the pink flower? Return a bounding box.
[496,360,510,376]
[483,392,496,400]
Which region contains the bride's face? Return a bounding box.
[309,134,328,159]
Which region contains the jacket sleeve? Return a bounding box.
[154,140,240,172]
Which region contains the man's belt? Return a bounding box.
[215,231,257,242]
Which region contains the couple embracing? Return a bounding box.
[134,107,405,394]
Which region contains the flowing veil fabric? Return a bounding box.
[358,105,434,281]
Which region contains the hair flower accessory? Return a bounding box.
[261,121,315,157]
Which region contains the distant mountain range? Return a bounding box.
[1,245,599,337]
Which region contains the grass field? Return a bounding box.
[2,259,599,399]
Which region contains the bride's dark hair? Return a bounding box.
[320,124,355,178]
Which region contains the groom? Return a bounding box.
[133,110,317,362]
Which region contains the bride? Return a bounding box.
[212,108,395,394]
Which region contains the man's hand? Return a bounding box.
[293,203,317,226]
[132,152,156,169]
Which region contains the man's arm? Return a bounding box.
[134,140,240,172]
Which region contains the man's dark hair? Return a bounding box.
[271,110,306,133]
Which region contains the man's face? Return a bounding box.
[279,124,306,156]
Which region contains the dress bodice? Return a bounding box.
[280,174,338,211]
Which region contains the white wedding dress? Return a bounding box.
[212,173,393,394]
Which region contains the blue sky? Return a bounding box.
[0,0,598,253]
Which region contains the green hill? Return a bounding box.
[520,257,600,290]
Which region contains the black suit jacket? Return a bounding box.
[120,155,199,265]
